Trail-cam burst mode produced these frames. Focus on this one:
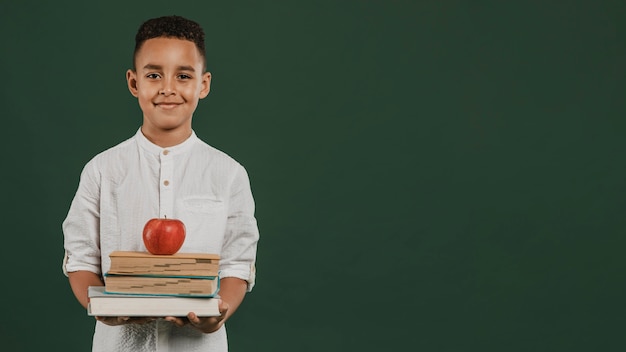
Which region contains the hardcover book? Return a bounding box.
[104,273,220,297]
[108,251,219,276]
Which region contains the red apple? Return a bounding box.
[142,217,186,255]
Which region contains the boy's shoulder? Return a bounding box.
[191,134,242,166]
[88,133,138,162]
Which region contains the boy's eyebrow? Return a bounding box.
[142,64,196,72]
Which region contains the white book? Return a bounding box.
[87,286,221,317]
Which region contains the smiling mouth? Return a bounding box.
[155,102,182,110]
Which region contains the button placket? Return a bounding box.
[159,149,174,218]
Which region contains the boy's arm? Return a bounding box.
[68,270,104,309]
[215,277,248,321]
[64,159,104,308]
[219,165,259,291]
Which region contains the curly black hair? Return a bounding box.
[133,15,206,70]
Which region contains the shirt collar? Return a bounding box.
[135,127,197,156]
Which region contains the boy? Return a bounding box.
[62,15,259,352]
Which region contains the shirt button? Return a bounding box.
[163,180,170,186]
[163,150,169,155]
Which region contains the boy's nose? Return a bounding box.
[159,79,176,96]
[159,88,175,96]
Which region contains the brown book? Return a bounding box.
[104,274,219,296]
[108,251,219,277]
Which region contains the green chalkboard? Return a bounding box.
[1,1,625,351]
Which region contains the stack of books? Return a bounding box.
[88,251,221,317]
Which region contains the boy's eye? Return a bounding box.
[178,74,192,80]
[146,73,161,79]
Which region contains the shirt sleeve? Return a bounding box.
[219,164,260,292]
[62,159,103,276]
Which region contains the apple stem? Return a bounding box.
[164,215,167,219]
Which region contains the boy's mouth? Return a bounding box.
[155,102,182,110]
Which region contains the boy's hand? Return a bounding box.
[95,316,157,326]
[164,299,229,333]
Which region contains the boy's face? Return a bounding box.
[126,37,210,137]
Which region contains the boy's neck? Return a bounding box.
[140,126,193,148]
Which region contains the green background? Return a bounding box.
[1,1,625,351]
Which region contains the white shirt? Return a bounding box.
[62,128,259,352]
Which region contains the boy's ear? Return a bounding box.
[199,71,211,99]
[126,69,139,97]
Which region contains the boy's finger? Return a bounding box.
[187,312,200,324]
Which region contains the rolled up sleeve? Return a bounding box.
[62,160,102,276]
[219,165,260,292]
